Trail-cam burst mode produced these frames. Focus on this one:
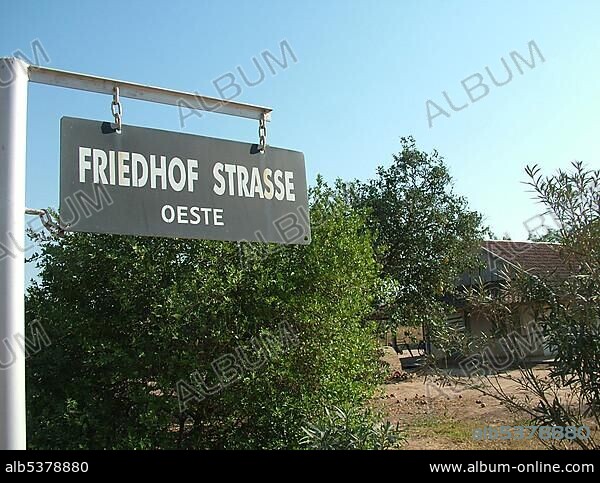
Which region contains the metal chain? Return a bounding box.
[258,112,267,153]
[24,208,67,238]
[111,86,123,133]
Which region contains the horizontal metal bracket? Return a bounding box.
[28,64,272,121]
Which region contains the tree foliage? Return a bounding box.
[344,137,487,330]
[457,162,600,449]
[26,178,384,449]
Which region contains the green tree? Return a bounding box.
[344,137,486,334]
[26,178,385,449]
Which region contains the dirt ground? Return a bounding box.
[375,367,552,450]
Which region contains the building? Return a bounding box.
[441,240,576,362]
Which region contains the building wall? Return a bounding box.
[465,305,547,359]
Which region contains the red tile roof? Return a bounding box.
[482,240,577,281]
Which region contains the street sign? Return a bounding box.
[2,59,283,450]
[60,117,310,244]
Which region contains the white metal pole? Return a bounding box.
[0,57,28,450]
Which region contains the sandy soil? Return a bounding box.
[375,368,554,449]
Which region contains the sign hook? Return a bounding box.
[25,208,68,238]
[111,86,123,133]
[258,112,267,153]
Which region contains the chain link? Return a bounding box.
[111,86,123,133]
[24,208,67,238]
[258,112,267,153]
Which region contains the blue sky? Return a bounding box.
[1,0,599,283]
